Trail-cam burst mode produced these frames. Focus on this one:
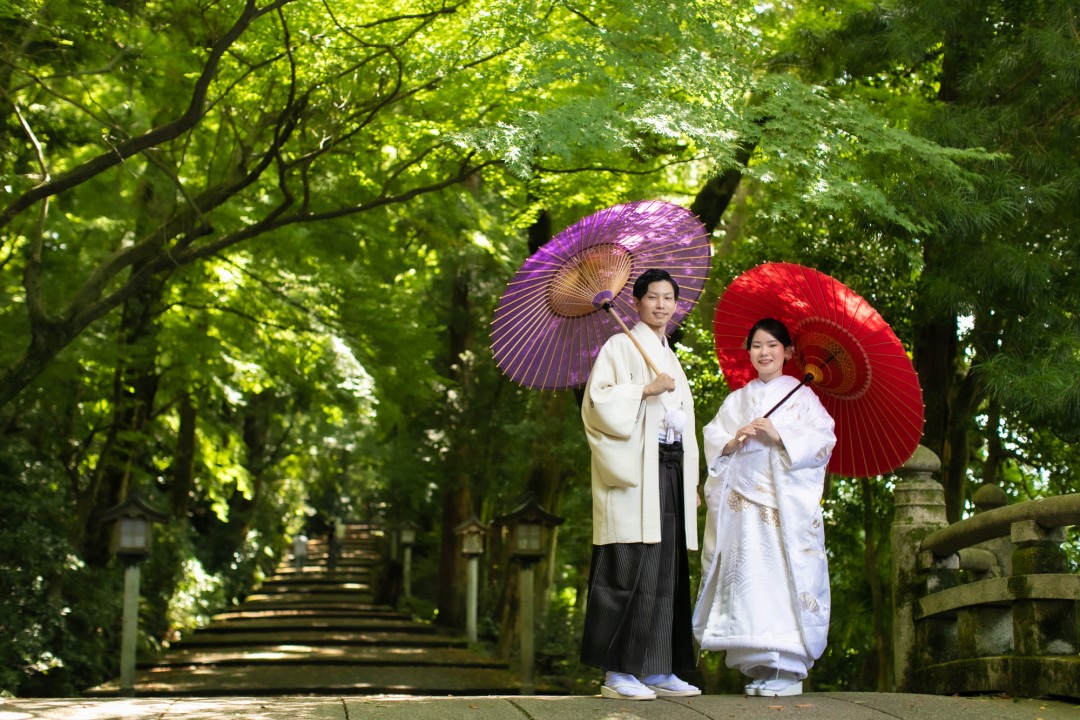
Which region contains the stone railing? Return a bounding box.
[891,446,1080,699]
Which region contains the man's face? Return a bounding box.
[634,280,677,333]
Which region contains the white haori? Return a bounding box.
[582,321,699,550]
[693,375,835,670]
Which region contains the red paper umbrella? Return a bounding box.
[713,262,924,477]
[491,200,711,390]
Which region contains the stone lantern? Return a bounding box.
[454,517,489,643]
[99,495,168,696]
[494,498,564,694]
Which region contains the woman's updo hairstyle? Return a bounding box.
[745,318,793,350]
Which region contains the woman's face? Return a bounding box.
[748,328,792,383]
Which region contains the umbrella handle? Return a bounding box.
[601,304,664,378]
[735,351,838,442]
[736,372,814,443]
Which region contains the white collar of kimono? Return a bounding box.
[630,322,683,418]
[629,320,673,369]
[745,374,800,417]
[749,373,800,395]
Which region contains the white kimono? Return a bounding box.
[581,322,699,550]
[693,375,835,678]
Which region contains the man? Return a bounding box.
[579,268,701,700]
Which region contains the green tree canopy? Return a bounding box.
[2,0,1076,697]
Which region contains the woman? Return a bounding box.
[693,318,835,697]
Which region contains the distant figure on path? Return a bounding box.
[693,318,835,698]
[328,518,345,572]
[292,533,308,572]
[579,269,701,701]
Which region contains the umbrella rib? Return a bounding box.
[518,306,556,388]
[495,298,559,381]
[855,396,895,476]
[492,304,553,369]
[533,308,566,390]
[583,307,610,386]
[638,236,711,257]
[493,280,557,325]
[555,305,587,389]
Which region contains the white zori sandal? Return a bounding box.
[640,673,702,697]
[757,671,802,697]
[744,679,767,695]
[600,672,656,700]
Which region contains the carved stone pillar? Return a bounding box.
[891,445,948,692]
[1011,519,1076,657]
[972,483,1012,577]
[956,483,1014,658]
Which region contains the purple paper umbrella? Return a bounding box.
[490,200,712,390]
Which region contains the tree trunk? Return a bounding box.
[689,140,756,235]
[436,481,472,628]
[944,365,985,520]
[436,270,476,628]
[689,142,755,325]
[77,275,165,566]
[913,1,990,522]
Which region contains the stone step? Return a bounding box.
[299,545,379,556]
[145,645,499,668]
[210,608,407,623]
[252,586,374,597]
[297,556,377,561]
[244,590,374,603]
[86,663,521,696]
[188,619,442,637]
[271,565,375,575]
[233,601,381,613]
[262,573,373,585]
[176,630,456,649]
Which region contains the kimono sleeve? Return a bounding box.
[701,393,742,476]
[581,337,645,441]
[771,388,836,471]
[581,337,648,489]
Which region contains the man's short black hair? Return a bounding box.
[632,268,680,301]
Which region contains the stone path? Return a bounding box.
[86,525,520,696]
[12,693,1080,720]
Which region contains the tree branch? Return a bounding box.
[11,100,52,331]
[0,0,292,231]
[0,149,494,409]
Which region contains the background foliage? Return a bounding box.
[1,0,1077,697]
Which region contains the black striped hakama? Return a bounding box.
[580,441,696,675]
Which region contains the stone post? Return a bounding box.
[519,562,536,695]
[972,483,1012,577]
[1010,519,1076,657]
[956,483,1014,659]
[466,554,479,644]
[119,559,142,696]
[891,445,948,692]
